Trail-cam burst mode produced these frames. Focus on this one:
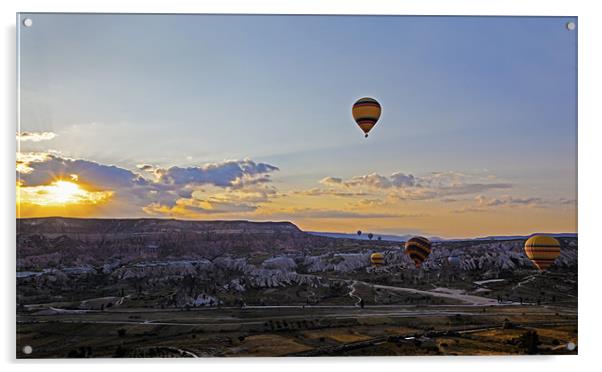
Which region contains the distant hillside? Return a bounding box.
[472,233,578,241]
[16,217,398,268]
[307,231,414,242]
[309,231,577,242]
[17,217,303,235]
[16,218,577,280]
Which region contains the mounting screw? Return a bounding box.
[566,21,576,31]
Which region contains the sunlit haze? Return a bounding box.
[17,14,577,238]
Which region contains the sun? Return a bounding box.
[52,180,83,204]
[17,178,113,207]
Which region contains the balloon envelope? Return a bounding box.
[370,252,385,267]
[405,236,432,268]
[524,235,561,271]
[448,255,461,267]
[352,97,381,137]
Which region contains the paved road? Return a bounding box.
[18,304,575,328]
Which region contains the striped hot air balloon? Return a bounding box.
[524,235,561,271]
[370,252,385,267]
[405,236,432,269]
[352,97,381,138]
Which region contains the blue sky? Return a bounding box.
[17,14,577,237]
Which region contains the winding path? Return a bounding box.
[347,280,362,307]
[512,274,537,290]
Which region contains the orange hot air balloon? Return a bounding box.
[524,235,561,271]
[370,252,385,267]
[352,97,381,138]
[405,236,432,269]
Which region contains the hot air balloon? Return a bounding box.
[368,233,374,240]
[352,97,381,138]
[448,255,461,267]
[405,236,432,269]
[357,230,362,236]
[524,235,561,271]
[370,252,385,267]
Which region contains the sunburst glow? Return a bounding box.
[17,179,113,206]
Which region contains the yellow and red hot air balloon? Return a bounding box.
[370,252,385,267]
[352,97,381,138]
[524,235,561,271]
[405,236,432,269]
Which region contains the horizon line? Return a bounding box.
[16,216,578,241]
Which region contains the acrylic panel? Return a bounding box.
[16,13,577,358]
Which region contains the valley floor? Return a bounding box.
[17,302,577,358]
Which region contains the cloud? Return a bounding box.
[229,174,273,189]
[17,153,148,192]
[424,171,466,186]
[319,177,343,186]
[320,172,415,190]
[155,159,279,188]
[17,152,52,174]
[16,153,281,217]
[293,188,369,198]
[475,195,545,208]
[143,160,280,216]
[390,172,417,187]
[17,153,146,189]
[143,187,280,218]
[342,173,397,189]
[321,171,512,201]
[348,198,388,208]
[452,194,549,213]
[261,207,416,219]
[143,198,258,218]
[558,198,576,205]
[16,131,57,142]
[434,183,512,198]
[450,207,487,214]
[136,164,155,172]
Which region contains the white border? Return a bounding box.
[2,0,601,371]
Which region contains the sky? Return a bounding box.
[16,14,577,238]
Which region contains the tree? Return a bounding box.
[518,330,540,354]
